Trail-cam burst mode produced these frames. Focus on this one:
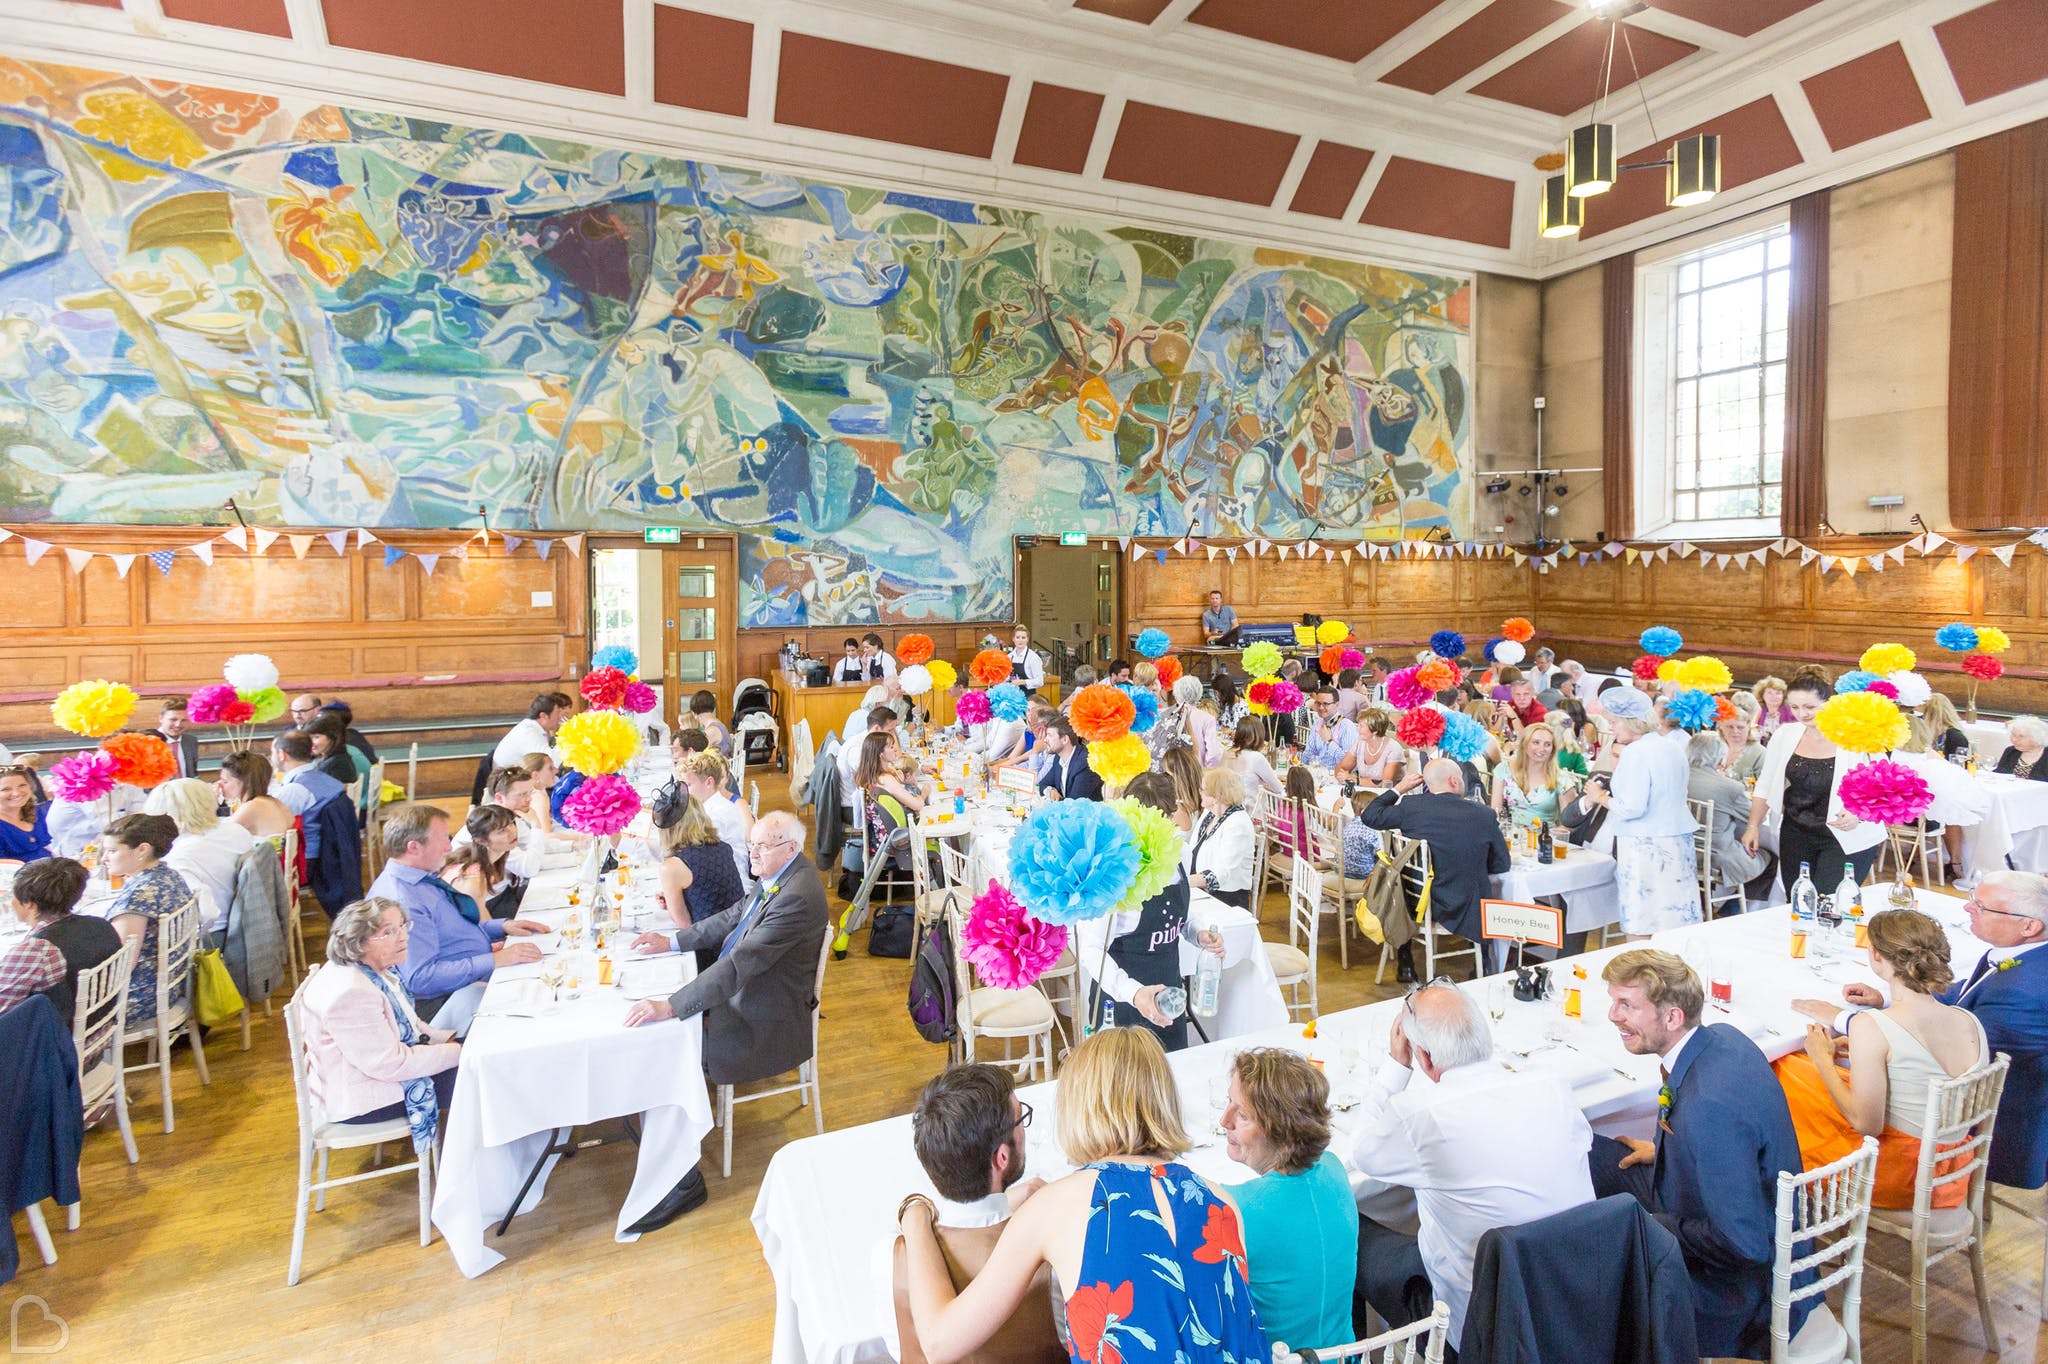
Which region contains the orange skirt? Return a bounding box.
[1773,1053,1966,1209]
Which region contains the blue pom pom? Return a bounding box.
[1438,711,1488,763]
[1134,627,1171,660]
[1007,802,1141,925]
[1127,689,1159,735]
[1668,688,1719,731]
[1936,622,1979,653]
[1639,626,1683,657]
[1834,670,1878,695]
[1429,630,1466,661]
[987,683,1028,722]
[592,644,638,673]
[1482,636,1504,662]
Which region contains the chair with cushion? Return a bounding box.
[712,923,832,1178]
[945,900,1055,1083]
[1270,1302,1450,1363]
[120,896,209,1134]
[1770,1136,1878,1364]
[1263,854,1319,1020]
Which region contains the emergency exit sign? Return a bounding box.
[1059,532,1089,546]
[643,527,681,545]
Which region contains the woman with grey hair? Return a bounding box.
[1994,715,2048,781]
[297,896,461,1148]
[1176,674,1222,766]
[1685,732,1772,897]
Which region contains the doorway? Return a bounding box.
[588,538,739,733]
[1014,539,1118,683]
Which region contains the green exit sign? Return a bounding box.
[643,527,682,545]
[1059,531,1089,546]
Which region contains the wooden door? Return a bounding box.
[659,539,738,732]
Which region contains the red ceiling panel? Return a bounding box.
[775,35,1008,159]
[1012,84,1105,175]
[1103,102,1300,205]
[1582,96,1802,238]
[1074,0,1175,20]
[652,8,751,117]
[159,0,291,37]
[322,0,624,94]
[1186,0,1446,65]
[1644,0,1823,38]
[1382,0,1575,96]
[1936,0,2048,106]
[1360,156,1516,249]
[1800,44,1930,152]
[62,0,122,8]
[1470,21,1696,116]
[1288,141,1373,218]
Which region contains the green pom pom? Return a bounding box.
[1110,798,1184,913]
[1240,641,1282,677]
[238,686,287,724]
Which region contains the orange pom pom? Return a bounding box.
[1501,617,1535,643]
[100,732,178,790]
[1415,659,1460,692]
[1319,645,1345,674]
[968,649,1013,688]
[1154,655,1182,689]
[896,634,935,666]
[1068,683,1136,743]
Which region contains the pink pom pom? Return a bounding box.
[1269,680,1305,715]
[561,772,642,835]
[188,683,238,725]
[623,681,658,715]
[1339,648,1366,671]
[1839,759,1934,826]
[960,880,1068,990]
[956,689,992,725]
[48,750,118,803]
[1865,679,1899,701]
[1386,667,1431,710]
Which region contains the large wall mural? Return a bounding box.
[0,58,1475,627]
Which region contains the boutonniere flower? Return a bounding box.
[1995,957,2018,972]
[1657,1082,1675,1136]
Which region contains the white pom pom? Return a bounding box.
[1493,640,1526,666]
[1887,670,1932,708]
[898,664,933,697]
[223,653,280,693]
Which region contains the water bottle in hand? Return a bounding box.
[1193,949,1223,1018]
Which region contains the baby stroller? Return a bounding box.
[731,677,782,770]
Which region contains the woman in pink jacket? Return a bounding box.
[299,896,462,1151]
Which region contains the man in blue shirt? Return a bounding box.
[1201,589,1240,645]
[270,732,343,852]
[1301,688,1358,768]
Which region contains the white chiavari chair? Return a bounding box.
[714,924,832,1178]
[1264,852,1318,1019]
[71,946,137,1227]
[1300,800,1358,968]
[120,895,209,1133]
[945,898,1054,1083]
[1272,1302,1450,1363]
[1770,1136,1878,1364]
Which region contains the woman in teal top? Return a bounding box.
[1222,1047,1360,1353]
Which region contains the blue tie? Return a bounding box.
[424,872,483,925]
[719,881,774,959]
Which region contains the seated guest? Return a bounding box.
[690,689,733,757]
[1505,673,1547,728]
[145,777,256,934]
[1300,688,1357,768]
[1893,717,1990,874]
[101,814,200,1027]
[270,731,343,823]
[1526,647,1560,694]
[1222,1047,1358,1352]
[832,636,869,685]
[288,694,324,729]
[838,702,900,807]
[298,896,460,1146]
[681,751,753,886]
[1752,675,1794,734]
[0,857,122,1020]
[318,699,378,764]
[675,728,743,800]
[1684,733,1772,898]
[1332,669,1365,721]
[1156,745,1204,825]
[1335,709,1404,786]
[1222,717,1283,796]
[1213,673,1247,732]
[455,765,547,877]
[1270,765,1321,870]
[1035,716,1102,802]
[899,1027,1267,1362]
[966,702,1027,767]
[303,712,363,788]
[1183,767,1255,911]
[519,751,561,834]
[1001,700,1058,780]
[0,764,52,862]
[1104,658,1133,685]
[1325,789,1383,909]
[492,691,571,769]
[1489,720,1577,827]
[1590,949,1806,1357]
[859,730,938,872]
[217,749,297,840]
[1716,707,1767,785]
[648,784,746,938]
[370,804,545,1026]
[1357,759,1510,979]
[1922,691,1974,763]
[882,1064,1062,1364]
[1994,715,2048,780]
[1174,677,1221,768]
[1782,908,1989,1207]
[441,804,524,920]
[1350,981,1592,1344]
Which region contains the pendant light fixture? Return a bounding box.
[1667,133,1721,207]
[1539,175,1583,238]
[1566,122,1615,198]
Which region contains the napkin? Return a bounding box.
[620,957,688,1000]
[476,979,553,1018]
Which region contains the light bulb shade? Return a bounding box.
[1668,134,1720,207]
[1539,174,1583,238]
[1567,122,1616,197]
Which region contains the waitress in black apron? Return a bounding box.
[832,638,867,684]
[1182,766,1255,910]
[1006,623,1046,696]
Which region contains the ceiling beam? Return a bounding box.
[1268,133,1319,212]
[1083,90,1125,179]
[1351,0,1492,83]
[747,17,782,125]
[1897,24,1966,120]
[624,0,655,108]
[1443,12,1588,100]
[990,72,1032,166]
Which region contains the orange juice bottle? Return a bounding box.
[597,953,614,987]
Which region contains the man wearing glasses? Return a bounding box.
[289,695,323,727]
[1301,688,1358,768]
[622,810,830,1230]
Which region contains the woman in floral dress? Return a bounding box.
[101,813,199,1025]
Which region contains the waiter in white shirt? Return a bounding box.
[1006,623,1047,694]
[856,632,897,682]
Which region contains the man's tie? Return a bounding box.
[424,872,482,925]
[719,882,773,959]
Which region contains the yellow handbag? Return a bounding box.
[193,947,245,1027]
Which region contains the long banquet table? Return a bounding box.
[751,888,1986,1364]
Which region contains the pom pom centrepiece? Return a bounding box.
[580,666,631,711]
[51,680,138,739]
[591,645,639,674]
[1834,670,1879,695]
[1656,659,1680,684]
[48,750,119,804]
[1428,630,1466,662]
[1339,647,1366,671]
[1134,627,1172,659]
[561,772,643,836]
[1557,748,1590,777]
[1963,653,2003,682]
[1415,659,1460,693]
[897,664,933,697]
[896,634,935,667]
[956,689,993,726]
[1839,759,1935,827]
[1886,672,1933,708]
[1866,680,1900,701]
[1240,641,1283,678]
[1438,711,1489,764]
[1087,732,1154,787]
[1396,707,1446,749]
[1070,684,1137,743]
[1639,626,1683,658]
[1315,620,1350,647]
[969,649,1013,688]
[1859,643,1917,676]
[1631,655,1664,681]
[987,683,1029,723]
[220,699,255,726]
[1006,800,1142,925]
[1672,656,1733,693]
[1501,617,1536,643]
[1494,640,1527,667]
[1481,637,1503,663]
[1814,692,1910,755]
[1153,655,1182,690]
[1935,623,1980,653]
[222,653,281,694]
[960,880,1068,991]
[1113,685,1159,735]
[99,732,177,790]
[238,686,286,724]
[623,681,659,714]
[1975,626,2011,655]
[553,709,643,776]
[1715,696,1739,723]
[1385,667,1431,710]
[926,659,958,693]
[187,683,239,725]
[1319,645,1346,675]
[1668,688,1719,732]
[1245,677,1277,708]
[1268,681,1305,716]
[1109,797,1185,912]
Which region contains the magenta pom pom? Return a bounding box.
[623,681,658,715]
[1865,679,1899,701]
[1269,680,1305,715]
[1839,759,1934,826]
[1339,648,1366,671]
[1386,667,1431,710]
[187,683,239,725]
[48,750,119,803]
[960,880,1068,990]
[561,772,642,835]
[956,689,992,725]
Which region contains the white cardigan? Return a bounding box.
[1753,723,1887,854]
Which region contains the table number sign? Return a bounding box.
[995,765,1038,794]
[1480,899,1564,948]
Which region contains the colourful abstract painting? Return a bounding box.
[0,58,1475,626]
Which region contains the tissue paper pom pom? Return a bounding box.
[1339,648,1366,671]
[1007,801,1141,924]
[897,664,933,697]
[222,653,280,693]
[1438,711,1489,764]
[1886,671,1932,708]
[1639,626,1683,657]
[969,650,1013,688]
[591,645,638,673]
[1866,680,1899,701]
[1315,620,1350,647]
[1494,640,1526,667]
[1481,637,1503,663]
[99,733,177,790]
[623,681,659,714]
[1415,659,1460,693]
[1070,684,1136,743]
[1087,733,1153,789]
[956,690,993,726]
[988,683,1028,722]
[1396,707,1446,749]
[1557,748,1590,777]
[1245,678,1276,715]
[48,751,118,804]
[1268,681,1305,716]
[1834,670,1878,695]
[1631,655,1664,681]
[1656,660,1679,683]
[1673,657,1733,693]
[1240,641,1283,677]
[1109,797,1184,911]
[561,772,642,836]
[1840,759,1934,827]
[1815,692,1909,754]
[1668,688,1719,731]
[1153,655,1182,689]
[1123,688,1159,735]
[187,683,238,724]
[1859,643,1917,675]
[1428,630,1466,661]
[1135,627,1172,659]
[1385,667,1431,710]
[1935,623,1979,653]
[960,881,1068,990]
[220,699,255,725]
[580,666,630,710]
[926,659,958,692]
[1319,646,1346,674]
[554,709,642,775]
[1501,617,1536,643]
[241,686,287,724]
[1715,696,1739,723]
[52,680,138,739]
[1963,653,2003,681]
[1976,626,2011,655]
[896,634,935,666]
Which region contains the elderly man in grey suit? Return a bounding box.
[1685,732,1773,906]
[623,809,829,1230]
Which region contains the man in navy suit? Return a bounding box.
[1034,716,1102,802]
[1588,949,1808,1359]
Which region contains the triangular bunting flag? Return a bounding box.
[1205,546,1220,560]
[1117,536,1131,552]
[452,543,470,560]
[21,538,50,566]
[416,553,440,575]
[220,525,249,551]
[1130,542,1148,561]
[1604,541,1625,557]
[289,534,314,560]
[536,539,554,560]
[252,527,280,554]
[1275,543,1291,561]
[1625,548,1640,564]
[1995,544,2017,567]
[63,547,94,574]
[1578,553,1592,566]
[1225,546,1238,562]
[1820,555,1837,572]
[1186,538,1201,554]
[1511,551,1527,567]
[1800,547,1819,565]
[1887,545,1906,564]
[189,541,214,566]
[1339,548,1352,564]
[1924,532,1950,552]
[148,549,175,576]
[383,546,405,567]
[503,535,524,553]
[1322,547,1335,562]
[1153,548,1167,566]
[1304,540,1319,556]
[564,535,585,556]
[111,553,136,579]
[356,528,376,549]
[0,529,10,543]
[1841,558,1860,577]
[1956,546,1978,565]
[1672,541,1691,557]
[1868,555,1886,573]
[324,531,350,556]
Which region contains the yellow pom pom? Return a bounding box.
[926,659,958,692]
[51,679,139,739]
[554,709,642,775]
[1086,732,1152,788]
[1814,692,1909,755]
[1315,620,1349,647]
[1655,659,1679,683]
[1672,656,1733,693]
[1858,642,1917,675]
[1974,627,2011,655]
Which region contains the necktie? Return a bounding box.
[425,872,482,925]
[719,881,774,959]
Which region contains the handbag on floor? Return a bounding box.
[193,946,246,1027]
[867,905,914,958]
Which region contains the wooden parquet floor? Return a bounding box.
[8,774,2045,1362]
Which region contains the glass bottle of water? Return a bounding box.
[1840,862,1865,937]
[1193,949,1223,1018]
[1790,862,1819,925]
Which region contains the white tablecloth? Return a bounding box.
[1957,773,2048,878]
[751,889,1983,1364]
[432,859,715,1277]
[1493,846,1620,934]
[1961,719,2010,759]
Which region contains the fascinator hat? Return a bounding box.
[1599,686,1654,722]
[651,780,688,830]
